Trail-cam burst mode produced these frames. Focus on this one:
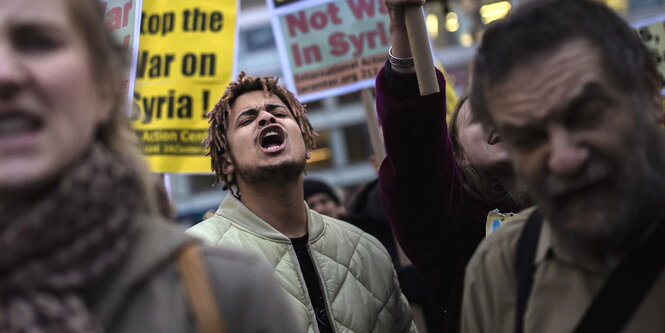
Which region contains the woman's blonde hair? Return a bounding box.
[66,0,161,213]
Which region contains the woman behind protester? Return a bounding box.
[0,0,299,332]
[376,0,529,331]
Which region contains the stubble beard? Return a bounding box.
[231,154,306,187]
[539,146,665,251]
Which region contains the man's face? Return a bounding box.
[485,38,664,245]
[223,90,308,187]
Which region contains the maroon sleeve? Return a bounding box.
[375,64,467,280]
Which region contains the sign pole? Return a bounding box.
[360,89,413,268]
[361,89,386,165]
[404,6,439,96]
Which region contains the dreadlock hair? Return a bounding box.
[205,72,317,194]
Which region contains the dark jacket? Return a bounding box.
[376,63,517,332]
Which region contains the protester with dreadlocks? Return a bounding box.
[204,72,316,196]
[187,72,417,333]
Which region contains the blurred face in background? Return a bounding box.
[306,193,345,219]
[0,0,110,195]
[455,100,511,174]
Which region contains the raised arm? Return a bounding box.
[377,0,467,284]
[385,0,414,69]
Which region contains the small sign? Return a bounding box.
[267,0,390,102]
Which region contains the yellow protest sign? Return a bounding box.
[634,15,665,125]
[100,0,142,109]
[132,0,237,173]
[636,16,665,94]
[485,209,515,236]
[435,60,458,122]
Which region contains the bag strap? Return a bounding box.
[176,243,226,333]
[574,218,665,333]
[514,210,665,333]
[514,208,544,333]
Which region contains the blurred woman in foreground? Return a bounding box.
[0,0,298,331]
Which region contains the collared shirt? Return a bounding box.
[462,207,665,333]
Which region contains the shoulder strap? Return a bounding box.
[515,208,544,333]
[176,243,226,333]
[574,219,665,333]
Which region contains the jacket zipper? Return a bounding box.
[289,244,325,333]
[307,243,338,332]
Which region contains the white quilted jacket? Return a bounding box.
[186,194,417,333]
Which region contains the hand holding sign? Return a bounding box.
[385,0,438,96]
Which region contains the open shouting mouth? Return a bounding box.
[0,111,43,153]
[258,125,286,153]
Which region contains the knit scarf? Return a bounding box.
[0,144,146,332]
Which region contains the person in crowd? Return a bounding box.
[375,0,529,331]
[348,178,440,333]
[303,177,400,263]
[462,0,665,332]
[0,0,300,331]
[303,176,437,332]
[303,178,346,219]
[186,72,416,333]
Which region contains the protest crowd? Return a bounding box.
[1,0,664,332]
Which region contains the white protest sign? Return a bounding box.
[268,0,390,102]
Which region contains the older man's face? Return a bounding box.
[486,38,664,245]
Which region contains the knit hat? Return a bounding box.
[303,179,341,205]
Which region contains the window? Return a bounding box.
[344,123,372,163]
[189,175,219,193]
[338,91,361,105]
[303,99,323,113]
[242,25,275,52]
[307,129,333,170]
